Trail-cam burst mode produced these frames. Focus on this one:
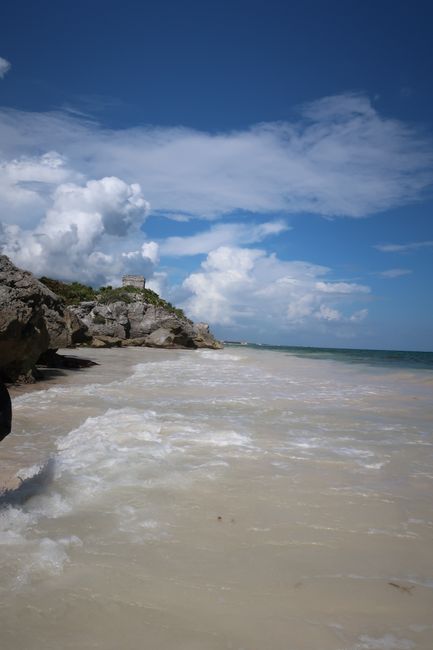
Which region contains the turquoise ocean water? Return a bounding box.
[227,343,433,370]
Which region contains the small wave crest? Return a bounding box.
[198,350,242,362]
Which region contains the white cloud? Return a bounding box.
[159,220,289,256]
[0,176,151,285]
[46,176,148,238]
[377,268,413,278]
[140,241,160,264]
[0,57,11,79]
[0,91,430,318]
[350,309,368,322]
[0,151,77,227]
[146,271,168,296]
[314,305,342,322]
[181,246,370,333]
[161,213,192,222]
[374,240,433,253]
[0,93,431,225]
[315,281,370,294]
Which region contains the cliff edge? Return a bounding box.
[0,255,68,382]
[0,256,221,383]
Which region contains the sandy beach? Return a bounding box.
[1,348,146,493]
[1,346,433,650]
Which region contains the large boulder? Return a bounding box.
[64,307,90,346]
[192,322,223,349]
[145,327,175,348]
[0,255,67,382]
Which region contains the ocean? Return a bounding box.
[233,343,433,371]
[0,345,432,650]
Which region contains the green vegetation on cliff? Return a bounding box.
[39,277,96,305]
[39,277,190,321]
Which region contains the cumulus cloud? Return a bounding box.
[0,151,78,226]
[374,240,433,253]
[0,176,151,285]
[377,268,413,278]
[0,91,429,330]
[122,241,160,270]
[160,220,289,256]
[181,246,370,334]
[146,271,168,296]
[0,57,11,79]
[0,93,432,224]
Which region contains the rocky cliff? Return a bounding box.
[0,255,74,382]
[69,293,221,350]
[0,256,221,383]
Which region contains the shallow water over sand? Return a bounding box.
[1,347,433,650]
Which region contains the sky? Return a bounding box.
[0,0,432,350]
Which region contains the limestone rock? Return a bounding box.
[193,322,224,349]
[68,295,222,350]
[72,301,129,339]
[64,307,90,345]
[90,335,123,348]
[145,327,175,348]
[90,338,110,349]
[0,255,221,386]
[0,255,66,382]
[120,337,148,347]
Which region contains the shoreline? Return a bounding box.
[2,343,432,497]
[0,346,196,495]
[1,348,119,495]
[1,353,96,494]
[7,352,98,397]
[2,344,432,497]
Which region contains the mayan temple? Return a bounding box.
[121,275,146,289]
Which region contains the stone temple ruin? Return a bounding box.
[122,275,146,290]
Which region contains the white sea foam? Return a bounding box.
[0,500,82,591]
[13,535,82,588]
[198,350,242,361]
[354,634,415,649]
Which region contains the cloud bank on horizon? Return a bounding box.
[182,246,370,335]
[0,92,432,338]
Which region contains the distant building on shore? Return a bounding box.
[122,275,146,290]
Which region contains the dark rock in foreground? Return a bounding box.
[0,255,67,382]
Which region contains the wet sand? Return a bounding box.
[1,346,433,649]
[1,349,132,493]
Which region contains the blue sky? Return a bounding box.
[0,0,432,349]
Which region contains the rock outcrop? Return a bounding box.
[70,298,222,350]
[0,256,91,382]
[0,255,68,382]
[191,322,222,349]
[0,255,221,383]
